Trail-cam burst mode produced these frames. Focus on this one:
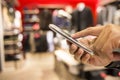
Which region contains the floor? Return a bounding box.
[0,52,59,80]
[0,52,120,80]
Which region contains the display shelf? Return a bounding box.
[4,40,19,45]
[4,30,20,36]
[4,28,23,65]
[1,0,25,70]
[24,26,33,31]
[24,19,40,23]
[23,9,40,31]
[4,49,21,55]
[23,10,39,14]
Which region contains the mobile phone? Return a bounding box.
[49,24,94,55]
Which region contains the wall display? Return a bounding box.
[1,0,24,70]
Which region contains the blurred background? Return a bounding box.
[0,0,120,80]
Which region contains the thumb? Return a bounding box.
[72,26,104,39]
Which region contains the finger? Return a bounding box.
[81,53,91,64]
[69,44,78,54]
[74,48,84,61]
[72,26,104,39]
[78,38,89,46]
[88,55,103,66]
[66,40,72,46]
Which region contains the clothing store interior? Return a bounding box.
[0,0,120,80]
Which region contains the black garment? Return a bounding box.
[71,7,93,31]
[39,9,52,30]
[97,8,107,25]
[34,34,48,52]
[105,61,120,71]
[23,33,30,52]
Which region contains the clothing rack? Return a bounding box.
[104,0,120,9]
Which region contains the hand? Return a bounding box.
[68,24,120,66]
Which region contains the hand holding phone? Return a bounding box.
[49,24,94,55]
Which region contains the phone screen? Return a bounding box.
[49,24,94,55]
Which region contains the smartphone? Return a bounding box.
[49,24,94,55]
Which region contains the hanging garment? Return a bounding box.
[106,5,117,24]
[34,34,48,52]
[97,7,108,25]
[39,9,52,30]
[52,9,72,30]
[114,9,120,25]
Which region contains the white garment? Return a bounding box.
[14,10,22,28]
[107,5,117,24]
[2,7,12,30]
[114,9,120,25]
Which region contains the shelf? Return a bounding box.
[4,49,21,55]
[24,19,40,23]
[4,40,20,45]
[4,31,20,36]
[24,26,33,31]
[38,4,65,9]
[23,10,39,14]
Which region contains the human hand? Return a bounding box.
[68,24,120,66]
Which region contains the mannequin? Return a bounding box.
[76,2,85,12]
[71,2,93,31]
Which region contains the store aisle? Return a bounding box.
[0,52,59,80]
[0,52,120,80]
